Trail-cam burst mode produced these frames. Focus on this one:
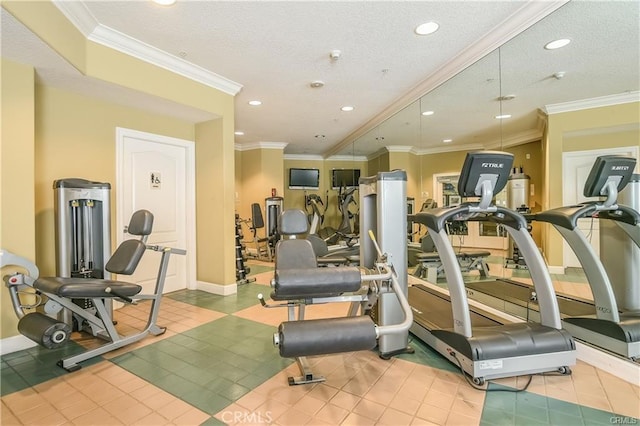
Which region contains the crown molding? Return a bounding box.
[323,0,569,158]
[414,143,486,156]
[235,142,288,151]
[385,145,414,153]
[53,0,98,36]
[563,123,640,139]
[543,91,640,115]
[484,128,542,150]
[326,155,368,162]
[283,154,324,161]
[53,1,243,96]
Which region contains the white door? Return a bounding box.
[116,128,195,295]
[562,146,639,268]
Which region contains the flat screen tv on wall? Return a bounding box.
[331,169,361,190]
[289,168,320,190]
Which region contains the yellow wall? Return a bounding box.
[235,148,286,231]
[1,59,36,338]
[544,102,640,267]
[280,157,368,232]
[388,151,420,202]
[33,85,196,276]
[1,2,236,342]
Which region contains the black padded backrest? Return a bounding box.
[279,210,309,236]
[128,210,154,236]
[106,240,146,275]
[276,239,317,269]
[251,203,264,229]
[307,234,329,257]
[458,151,514,197]
[583,155,636,197]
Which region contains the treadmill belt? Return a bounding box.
[465,279,596,317]
[409,284,501,331]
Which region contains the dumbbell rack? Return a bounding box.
[235,214,255,285]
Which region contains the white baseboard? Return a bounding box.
[0,334,37,356]
[548,265,565,275]
[576,341,640,386]
[196,280,237,296]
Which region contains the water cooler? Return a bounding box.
[54,178,112,327]
[600,173,640,312]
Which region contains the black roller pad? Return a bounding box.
[278,316,377,358]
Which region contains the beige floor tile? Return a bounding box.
[1,388,48,415]
[415,402,449,425]
[172,407,211,426]
[255,398,291,420]
[58,395,99,421]
[275,407,312,426]
[313,402,349,424]
[411,416,440,426]
[352,398,385,421]
[292,394,326,416]
[155,398,194,421]
[135,411,172,425]
[236,391,269,411]
[307,383,340,402]
[445,412,480,426]
[103,394,154,424]
[389,393,422,416]
[576,392,613,412]
[378,407,414,425]
[14,401,59,425]
[70,407,122,425]
[341,411,376,426]
[330,390,361,411]
[422,389,455,410]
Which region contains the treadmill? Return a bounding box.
[534,155,640,360]
[410,151,575,384]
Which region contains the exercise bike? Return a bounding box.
[1,209,185,371]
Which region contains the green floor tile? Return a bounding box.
[199,416,225,426]
[549,409,585,426]
[111,314,293,412]
[168,285,265,314]
[0,340,103,395]
[479,407,515,426]
[396,333,459,373]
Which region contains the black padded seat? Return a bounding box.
[272,267,362,300]
[415,251,491,262]
[34,277,142,298]
[432,323,575,361]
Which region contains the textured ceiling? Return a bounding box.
[2,1,638,158]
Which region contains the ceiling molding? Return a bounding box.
[235,142,288,151]
[323,0,569,158]
[326,155,368,162]
[385,145,414,153]
[53,0,98,36]
[283,154,324,161]
[543,91,640,115]
[484,128,542,150]
[52,1,243,96]
[414,143,486,156]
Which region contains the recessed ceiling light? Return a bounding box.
[341,106,354,112]
[422,110,434,116]
[234,131,244,136]
[314,134,326,139]
[152,0,177,6]
[442,139,453,143]
[495,114,512,119]
[544,38,571,50]
[310,81,325,88]
[415,21,439,36]
[248,100,262,106]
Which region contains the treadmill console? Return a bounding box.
[583,155,636,197]
[458,151,514,197]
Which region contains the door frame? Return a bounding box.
[115,127,197,289]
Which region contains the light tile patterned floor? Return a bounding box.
[1,259,638,425]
